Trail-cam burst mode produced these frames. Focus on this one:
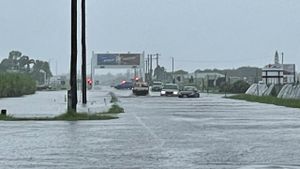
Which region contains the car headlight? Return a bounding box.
[161,91,166,94]
[173,91,178,95]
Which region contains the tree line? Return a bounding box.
[0,50,53,85]
[0,50,53,97]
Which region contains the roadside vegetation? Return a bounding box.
[0,72,36,97]
[0,104,124,121]
[219,80,250,94]
[228,94,300,108]
[0,50,53,98]
[0,92,124,121]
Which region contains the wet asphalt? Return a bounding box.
[1,89,300,169]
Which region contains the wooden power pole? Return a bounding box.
[69,0,78,112]
[81,0,87,104]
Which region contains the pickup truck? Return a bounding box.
[132,82,149,96]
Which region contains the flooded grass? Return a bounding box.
[0,104,124,121]
[228,94,300,108]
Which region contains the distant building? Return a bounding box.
[262,51,296,85]
[49,75,68,90]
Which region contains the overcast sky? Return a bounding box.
[1,0,300,74]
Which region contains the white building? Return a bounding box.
[262,51,296,85]
[262,64,284,84]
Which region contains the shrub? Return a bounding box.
[0,72,36,97]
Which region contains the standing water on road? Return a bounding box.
[1,88,300,168]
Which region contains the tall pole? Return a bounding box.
[145,60,148,74]
[81,0,87,104]
[224,72,227,97]
[147,55,149,74]
[156,53,159,67]
[69,0,78,112]
[256,69,259,96]
[172,57,174,83]
[150,54,153,83]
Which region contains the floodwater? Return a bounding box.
[1,88,300,169]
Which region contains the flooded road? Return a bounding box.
[1,88,300,169]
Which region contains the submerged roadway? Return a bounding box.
[1,88,300,169]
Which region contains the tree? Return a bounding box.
[154,66,167,82]
[230,80,250,93]
[18,55,29,72]
[8,51,22,70]
[31,60,52,84]
[174,69,188,75]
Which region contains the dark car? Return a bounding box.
[160,83,179,96]
[151,81,163,92]
[114,81,133,90]
[178,86,200,98]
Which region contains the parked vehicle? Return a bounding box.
[178,86,200,98]
[151,81,163,92]
[132,82,149,96]
[114,81,133,90]
[160,83,179,96]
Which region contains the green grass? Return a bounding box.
[0,104,124,121]
[228,94,300,108]
[107,104,125,114]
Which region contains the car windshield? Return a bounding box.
[163,84,178,89]
[183,86,196,91]
[153,82,162,85]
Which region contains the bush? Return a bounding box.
[229,80,250,93]
[107,104,125,114]
[0,72,36,97]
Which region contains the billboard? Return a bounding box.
[283,64,295,75]
[97,54,118,65]
[96,53,141,66]
[119,54,140,65]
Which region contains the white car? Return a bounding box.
[160,83,179,96]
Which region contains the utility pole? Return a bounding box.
[147,55,150,74]
[155,53,159,67]
[224,72,227,97]
[150,54,153,84]
[69,0,78,112]
[171,57,174,83]
[256,69,259,96]
[145,60,148,74]
[81,0,87,104]
[206,74,209,94]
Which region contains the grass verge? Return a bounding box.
[0,104,124,121]
[228,94,300,108]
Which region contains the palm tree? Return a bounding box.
[27,59,35,72]
[8,51,22,70]
[18,55,29,71]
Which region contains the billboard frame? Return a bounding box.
[91,52,145,87]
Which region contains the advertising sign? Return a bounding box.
[283,64,295,75]
[96,53,141,66]
[96,54,118,65]
[119,54,140,66]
